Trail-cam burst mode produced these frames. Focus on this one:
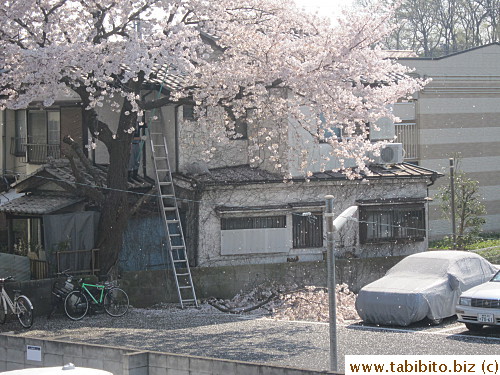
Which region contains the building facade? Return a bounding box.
[397,43,500,239]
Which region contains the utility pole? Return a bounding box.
[325,195,358,372]
[449,158,457,248]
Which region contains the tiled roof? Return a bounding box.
[181,163,440,186]
[13,159,152,193]
[0,193,84,215]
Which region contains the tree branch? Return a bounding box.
[207,292,277,314]
[63,135,105,189]
[129,186,156,216]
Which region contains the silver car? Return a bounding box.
[456,270,500,331]
[355,251,497,326]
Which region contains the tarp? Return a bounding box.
[43,211,100,272]
[43,211,99,252]
[355,251,498,326]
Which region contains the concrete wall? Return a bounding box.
[0,334,337,375]
[121,257,404,308]
[0,256,403,318]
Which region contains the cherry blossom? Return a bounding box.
[0,0,424,178]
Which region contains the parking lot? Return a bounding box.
[1,306,499,372]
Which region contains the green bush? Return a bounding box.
[429,232,500,251]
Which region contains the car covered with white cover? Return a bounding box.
[456,270,500,331]
[1,364,113,375]
[355,251,497,326]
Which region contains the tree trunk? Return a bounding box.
[97,132,134,276]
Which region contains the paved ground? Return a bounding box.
[1,305,500,372]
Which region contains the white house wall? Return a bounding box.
[195,178,428,267]
[177,116,249,171]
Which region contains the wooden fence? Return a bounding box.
[56,248,100,276]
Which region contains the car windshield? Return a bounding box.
[491,271,500,282]
[387,257,450,277]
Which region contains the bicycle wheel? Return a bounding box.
[103,287,129,317]
[15,296,33,328]
[0,297,6,324]
[64,290,89,321]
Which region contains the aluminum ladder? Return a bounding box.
[148,124,198,309]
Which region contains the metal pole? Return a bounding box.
[449,158,457,248]
[325,195,337,372]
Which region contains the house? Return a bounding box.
[0,75,441,276]
[394,43,500,239]
[0,157,153,276]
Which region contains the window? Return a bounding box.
[16,109,61,163]
[10,217,43,257]
[359,204,425,244]
[292,212,323,248]
[220,215,289,255]
[230,117,248,140]
[317,113,367,143]
[13,111,27,156]
[183,105,196,121]
[221,216,286,230]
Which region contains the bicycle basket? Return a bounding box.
[63,280,74,293]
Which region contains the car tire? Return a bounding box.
[429,318,443,326]
[465,323,483,332]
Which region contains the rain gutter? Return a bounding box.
[1,109,6,178]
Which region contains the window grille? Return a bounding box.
[359,204,425,244]
[292,212,323,248]
[221,216,286,230]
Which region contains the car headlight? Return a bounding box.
[460,297,472,306]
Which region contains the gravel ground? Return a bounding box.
[0,304,333,371]
[2,304,500,372]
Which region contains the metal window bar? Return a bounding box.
[292,213,323,248]
[221,216,286,230]
[395,122,419,161]
[361,205,425,243]
[23,143,61,164]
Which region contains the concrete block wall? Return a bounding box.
[121,257,405,308]
[0,334,337,375]
[4,257,405,317]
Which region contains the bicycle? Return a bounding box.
[0,276,34,328]
[47,271,75,319]
[63,277,129,321]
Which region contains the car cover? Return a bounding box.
[355,251,497,326]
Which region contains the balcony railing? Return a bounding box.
[10,138,61,163]
[395,122,419,161]
[25,143,61,163]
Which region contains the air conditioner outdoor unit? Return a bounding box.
[369,143,404,164]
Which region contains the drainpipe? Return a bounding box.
[449,158,457,248]
[423,171,438,243]
[174,104,182,173]
[1,109,6,178]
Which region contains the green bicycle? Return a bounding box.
[63,278,129,321]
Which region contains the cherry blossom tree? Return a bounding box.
[0,0,425,275]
